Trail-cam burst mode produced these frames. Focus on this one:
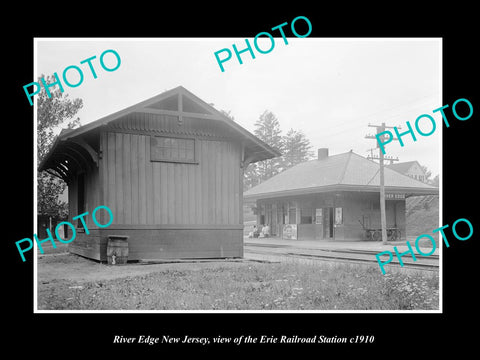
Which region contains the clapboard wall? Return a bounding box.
[69,111,245,261]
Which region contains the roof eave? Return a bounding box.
[244,184,439,201]
[53,86,280,162]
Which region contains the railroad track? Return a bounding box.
[244,243,439,272]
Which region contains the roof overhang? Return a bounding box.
[58,86,280,161]
[244,184,439,201]
[38,135,99,183]
[39,86,280,180]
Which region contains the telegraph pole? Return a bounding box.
[365,123,399,244]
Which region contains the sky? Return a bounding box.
[35,37,442,177]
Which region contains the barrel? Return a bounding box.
[106,235,129,265]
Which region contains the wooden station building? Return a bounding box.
[244,149,439,241]
[39,86,280,261]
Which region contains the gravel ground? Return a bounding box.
[37,252,256,283]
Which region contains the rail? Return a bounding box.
[244,244,439,272]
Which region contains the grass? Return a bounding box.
[37,259,439,311]
[406,195,440,245]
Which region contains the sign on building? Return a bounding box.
[385,193,405,200]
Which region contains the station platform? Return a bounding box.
[244,236,440,256]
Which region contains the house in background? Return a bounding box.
[244,149,438,241]
[386,161,427,183]
[39,86,280,261]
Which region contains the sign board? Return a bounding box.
[385,193,405,200]
[283,224,297,240]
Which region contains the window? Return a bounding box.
[300,216,312,224]
[150,136,196,163]
[300,208,313,224]
[335,207,343,225]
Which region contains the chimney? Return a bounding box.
[317,148,329,160]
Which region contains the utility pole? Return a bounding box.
[367,149,399,165]
[365,123,399,244]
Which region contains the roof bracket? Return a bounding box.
[69,138,99,167]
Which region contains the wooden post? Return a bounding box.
[379,123,388,245]
[366,122,399,245]
[256,202,262,226]
[295,201,301,225]
[239,142,245,226]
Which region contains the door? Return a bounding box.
[314,208,323,240]
[323,207,334,239]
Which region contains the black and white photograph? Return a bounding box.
[33,37,442,313]
[7,7,478,355]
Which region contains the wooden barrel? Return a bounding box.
[107,235,129,265]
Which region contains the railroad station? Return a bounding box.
[244,148,439,241]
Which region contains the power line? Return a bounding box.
[316,97,438,141]
[321,93,438,127]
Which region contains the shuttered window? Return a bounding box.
[150,136,196,163]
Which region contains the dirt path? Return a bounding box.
[37,252,256,284]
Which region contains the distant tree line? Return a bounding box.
[241,110,314,191]
[222,109,439,191]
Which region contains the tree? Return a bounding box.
[243,111,315,190]
[253,110,284,181]
[281,128,313,169]
[37,74,83,219]
[37,173,70,218]
[420,165,433,184]
[420,164,440,186]
[243,162,260,190]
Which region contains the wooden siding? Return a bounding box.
[69,227,243,261]
[67,111,246,260]
[68,164,100,228]
[125,228,244,260]
[257,192,407,241]
[107,111,237,139]
[99,116,242,227]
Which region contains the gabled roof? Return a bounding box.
[244,151,438,200]
[386,160,423,174]
[39,86,280,182]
